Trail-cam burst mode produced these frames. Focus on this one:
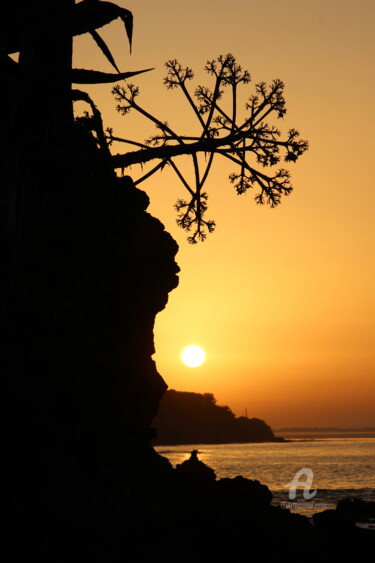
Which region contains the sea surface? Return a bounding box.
[155,438,375,518]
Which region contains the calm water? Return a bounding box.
[155,438,375,517]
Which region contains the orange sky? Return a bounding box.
[74,0,375,428]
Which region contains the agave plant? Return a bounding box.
[1,0,152,150]
[1,2,308,244]
[2,0,150,83]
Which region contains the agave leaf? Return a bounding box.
[71,89,93,104]
[72,67,153,84]
[2,2,133,55]
[73,1,133,52]
[90,29,120,73]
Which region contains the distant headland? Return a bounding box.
[152,390,284,445]
[274,427,375,439]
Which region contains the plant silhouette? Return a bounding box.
[2,2,308,244]
[108,54,308,242]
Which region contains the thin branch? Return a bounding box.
[168,159,196,197]
[231,83,237,134]
[165,61,206,129]
[134,160,166,185]
[108,135,149,149]
[130,100,183,144]
[200,74,223,139]
[199,152,215,189]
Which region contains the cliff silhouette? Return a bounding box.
[153,390,282,444]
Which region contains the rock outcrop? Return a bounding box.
[2,124,180,557]
[3,166,180,463]
[1,8,182,552]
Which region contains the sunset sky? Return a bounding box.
[74,0,375,428]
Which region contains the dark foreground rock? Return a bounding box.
[336,497,375,524]
[1,164,180,560]
[4,442,374,562]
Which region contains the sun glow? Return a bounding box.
[181,345,206,368]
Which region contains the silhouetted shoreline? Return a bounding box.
[275,429,375,439]
[154,438,288,446]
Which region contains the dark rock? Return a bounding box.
[175,449,217,484]
[312,508,375,563]
[313,508,356,532]
[215,474,273,509]
[2,118,180,558]
[336,497,375,523]
[3,167,179,465]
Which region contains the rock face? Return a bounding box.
[3,167,179,466]
[1,8,181,552]
[1,125,180,557]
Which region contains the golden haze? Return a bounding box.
[73,0,375,428]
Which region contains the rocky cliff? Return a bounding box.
[1,108,180,556]
[3,165,180,466]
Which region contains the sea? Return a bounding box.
[155,437,375,520]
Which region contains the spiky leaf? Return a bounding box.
[73,1,133,52]
[90,29,120,73]
[72,67,153,84]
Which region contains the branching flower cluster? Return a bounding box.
[109,54,308,242]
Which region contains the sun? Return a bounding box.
[181,345,206,367]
